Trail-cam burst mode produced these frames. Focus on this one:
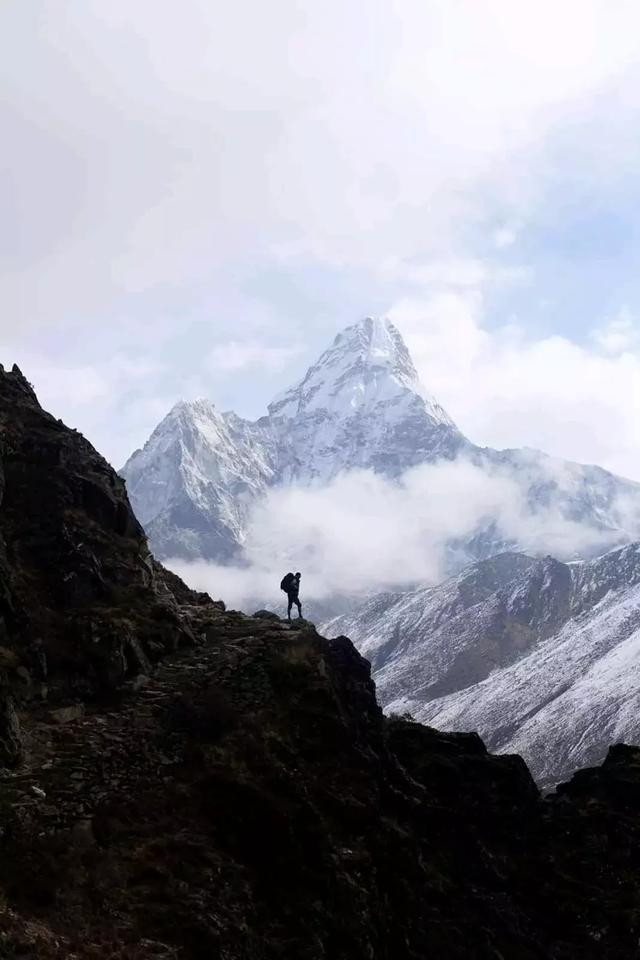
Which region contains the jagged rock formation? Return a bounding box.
[3,366,640,958]
[0,364,216,767]
[326,545,640,787]
[121,317,640,565]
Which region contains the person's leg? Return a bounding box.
[295,598,302,618]
[287,595,293,620]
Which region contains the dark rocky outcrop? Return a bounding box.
[0,364,218,761]
[2,365,640,959]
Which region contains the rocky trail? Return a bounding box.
[1,612,306,832]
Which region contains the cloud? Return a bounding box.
[168,456,634,611]
[207,340,302,374]
[3,0,640,330]
[4,0,640,490]
[2,348,174,467]
[387,268,640,482]
[493,226,518,250]
[591,307,640,354]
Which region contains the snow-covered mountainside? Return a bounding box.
[121,399,279,561]
[122,316,640,564]
[121,317,467,559]
[268,317,462,483]
[325,544,640,787]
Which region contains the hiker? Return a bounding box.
[280,571,302,620]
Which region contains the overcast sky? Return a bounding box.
[3,1,640,476]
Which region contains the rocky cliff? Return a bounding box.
[2,365,640,959]
[0,363,215,764]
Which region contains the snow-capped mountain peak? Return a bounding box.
[130,398,228,469]
[161,396,219,430]
[268,316,455,428]
[332,316,418,382]
[122,316,640,564]
[264,316,463,484]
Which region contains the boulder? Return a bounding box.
[49,703,85,725]
[252,609,280,621]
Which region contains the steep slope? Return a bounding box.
[122,317,467,561]
[122,399,278,561]
[122,316,640,570]
[327,544,640,786]
[6,615,640,960]
[0,363,218,764]
[325,553,572,700]
[268,315,463,483]
[415,551,640,789]
[4,366,640,958]
[477,445,640,554]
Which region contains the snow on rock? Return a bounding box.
[268,316,463,484]
[121,317,640,565]
[269,316,452,426]
[122,398,278,560]
[327,543,640,786]
[122,317,466,559]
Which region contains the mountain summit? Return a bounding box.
[121,317,467,559]
[269,317,453,428]
[268,317,463,484]
[121,317,640,565]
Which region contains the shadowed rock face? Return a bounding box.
[2,366,640,959]
[0,365,216,760]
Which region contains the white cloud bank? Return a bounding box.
[388,275,640,482]
[168,457,640,611]
[3,0,640,327]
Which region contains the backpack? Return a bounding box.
[280,572,295,593]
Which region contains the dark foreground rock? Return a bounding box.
[0,365,217,757]
[1,365,640,959]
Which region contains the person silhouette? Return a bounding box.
[280,571,302,620]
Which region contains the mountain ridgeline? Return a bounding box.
[121,317,640,566]
[324,546,640,788]
[3,364,640,957]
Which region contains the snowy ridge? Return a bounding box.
[267,316,462,484]
[419,583,640,789]
[325,543,640,786]
[122,316,640,564]
[123,398,278,560]
[122,317,466,558]
[269,317,453,426]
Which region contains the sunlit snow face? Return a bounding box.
[268,318,454,429]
